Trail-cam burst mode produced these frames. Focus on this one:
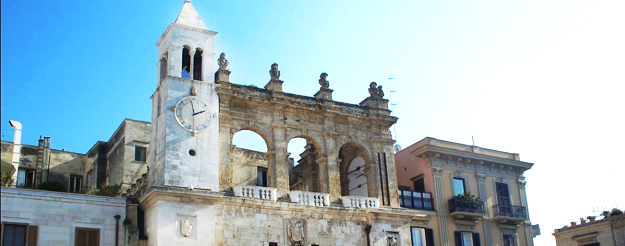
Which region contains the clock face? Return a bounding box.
[174,97,211,132]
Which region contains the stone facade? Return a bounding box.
[553,215,625,246]
[1,187,126,246]
[395,137,535,246]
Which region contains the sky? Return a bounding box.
[2,1,624,245]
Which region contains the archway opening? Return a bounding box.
[287,137,319,192]
[339,144,369,197]
[231,130,268,187]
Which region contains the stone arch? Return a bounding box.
[338,142,373,197]
[230,126,271,150]
[287,135,322,192]
[230,128,271,187]
[181,45,192,78]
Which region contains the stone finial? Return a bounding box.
[215,52,231,83]
[218,52,229,71]
[265,63,284,91]
[360,81,389,109]
[314,72,333,100]
[319,72,329,89]
[368,82,384,99]
[269,63,281,80]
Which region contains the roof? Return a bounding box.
[174,0,208,30]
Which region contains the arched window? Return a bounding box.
[159,53,168,82]
[181,46,191,79]
[193,48,203,81]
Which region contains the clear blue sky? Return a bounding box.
[2,1,624,245]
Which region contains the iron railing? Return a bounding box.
[492,204,527,219]
[448,197,485,214]
[398,190,434,210]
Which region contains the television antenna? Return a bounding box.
[388,76,400,152]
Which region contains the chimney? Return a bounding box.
[9,120,22,187]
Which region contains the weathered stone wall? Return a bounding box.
[107,119,151,191]
[231,147,267,186]
[47,148,85,189]
[1,187,126,246]
[1,141,14,172]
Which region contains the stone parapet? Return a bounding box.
[289,191,330,207]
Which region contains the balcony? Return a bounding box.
[492,204,527,224]
[342,196,380,208]
[289,191,330,207]
[448,197,485,219]
[233,185,277,202]
[398,190,434,211]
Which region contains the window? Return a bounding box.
[135,146,147,162]
[75,228,99,246]
[181,47,191,79]
[69,175,83,193]
[496,182,510,205]
[86,170,93,190]
[257,167,268,187]
[503,234,516,246]
[1,223,37,246]
[193,49,203,80]
[411,227,434,246]
[413,177,425,193]
[268,243,278,246]
[455,231,480,246]
[453,178,465,196]
[16,168,35,188]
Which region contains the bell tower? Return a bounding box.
[149,0,220,191]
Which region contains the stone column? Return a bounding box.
[518,178,533,246]
[477,173,493,246]
[316,157,329,193]
[366,152,382,202]
[384,148,400,207]
[268,126,289,196]
[218,119,233,191]
[433,166,449,246]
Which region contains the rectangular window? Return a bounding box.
[268,243,278,246]
[453,178,465,196]
[413,177,425,193]
[135,146,147,162]
[412,227,426,246]
[455,231,480,246]
[75,227,99,246]
[257,167,268,187]
[69,175,83,193]
[1,223,37,246]
[503,234,516,246]
[496,182,510,205]
[16,168,35,188]
[86,170,93,190]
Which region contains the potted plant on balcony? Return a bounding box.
[454,192,481,210]
[587,216,596,223]
[601,210,610,219]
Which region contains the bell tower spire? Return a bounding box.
[149,0,220,191]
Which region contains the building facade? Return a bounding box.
[553,214,625,246]
[395,137,535,246]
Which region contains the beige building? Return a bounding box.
[553,214,625,246]
[395,137,534,246]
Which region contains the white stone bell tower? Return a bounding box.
[149,0,220,191]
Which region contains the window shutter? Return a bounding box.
[76,229,87,246]
[425,228,435,246]
[454,231,462,246]
[27,225,38,246]
[472,232,481,246]
[88,230,99,246]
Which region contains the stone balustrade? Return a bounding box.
[289,191,330,207]
[233,185,277,202]
[341,196,380,208]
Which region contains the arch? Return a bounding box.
[181,45,191,79]
[231,129,270,187]
[230,126,270,150]
[338,142,372,197]
[193,48,203,80]
[287,136,321,192]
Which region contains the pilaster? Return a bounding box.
[433,166,449,246]
[477,173,493,246]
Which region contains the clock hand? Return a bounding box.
[191,102,196,114]
[193,110,206,116]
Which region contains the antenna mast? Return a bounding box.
[388,76,398,141]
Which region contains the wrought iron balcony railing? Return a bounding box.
[398,190,434,210]
[492,204,527,219]
[448,197,485,214]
